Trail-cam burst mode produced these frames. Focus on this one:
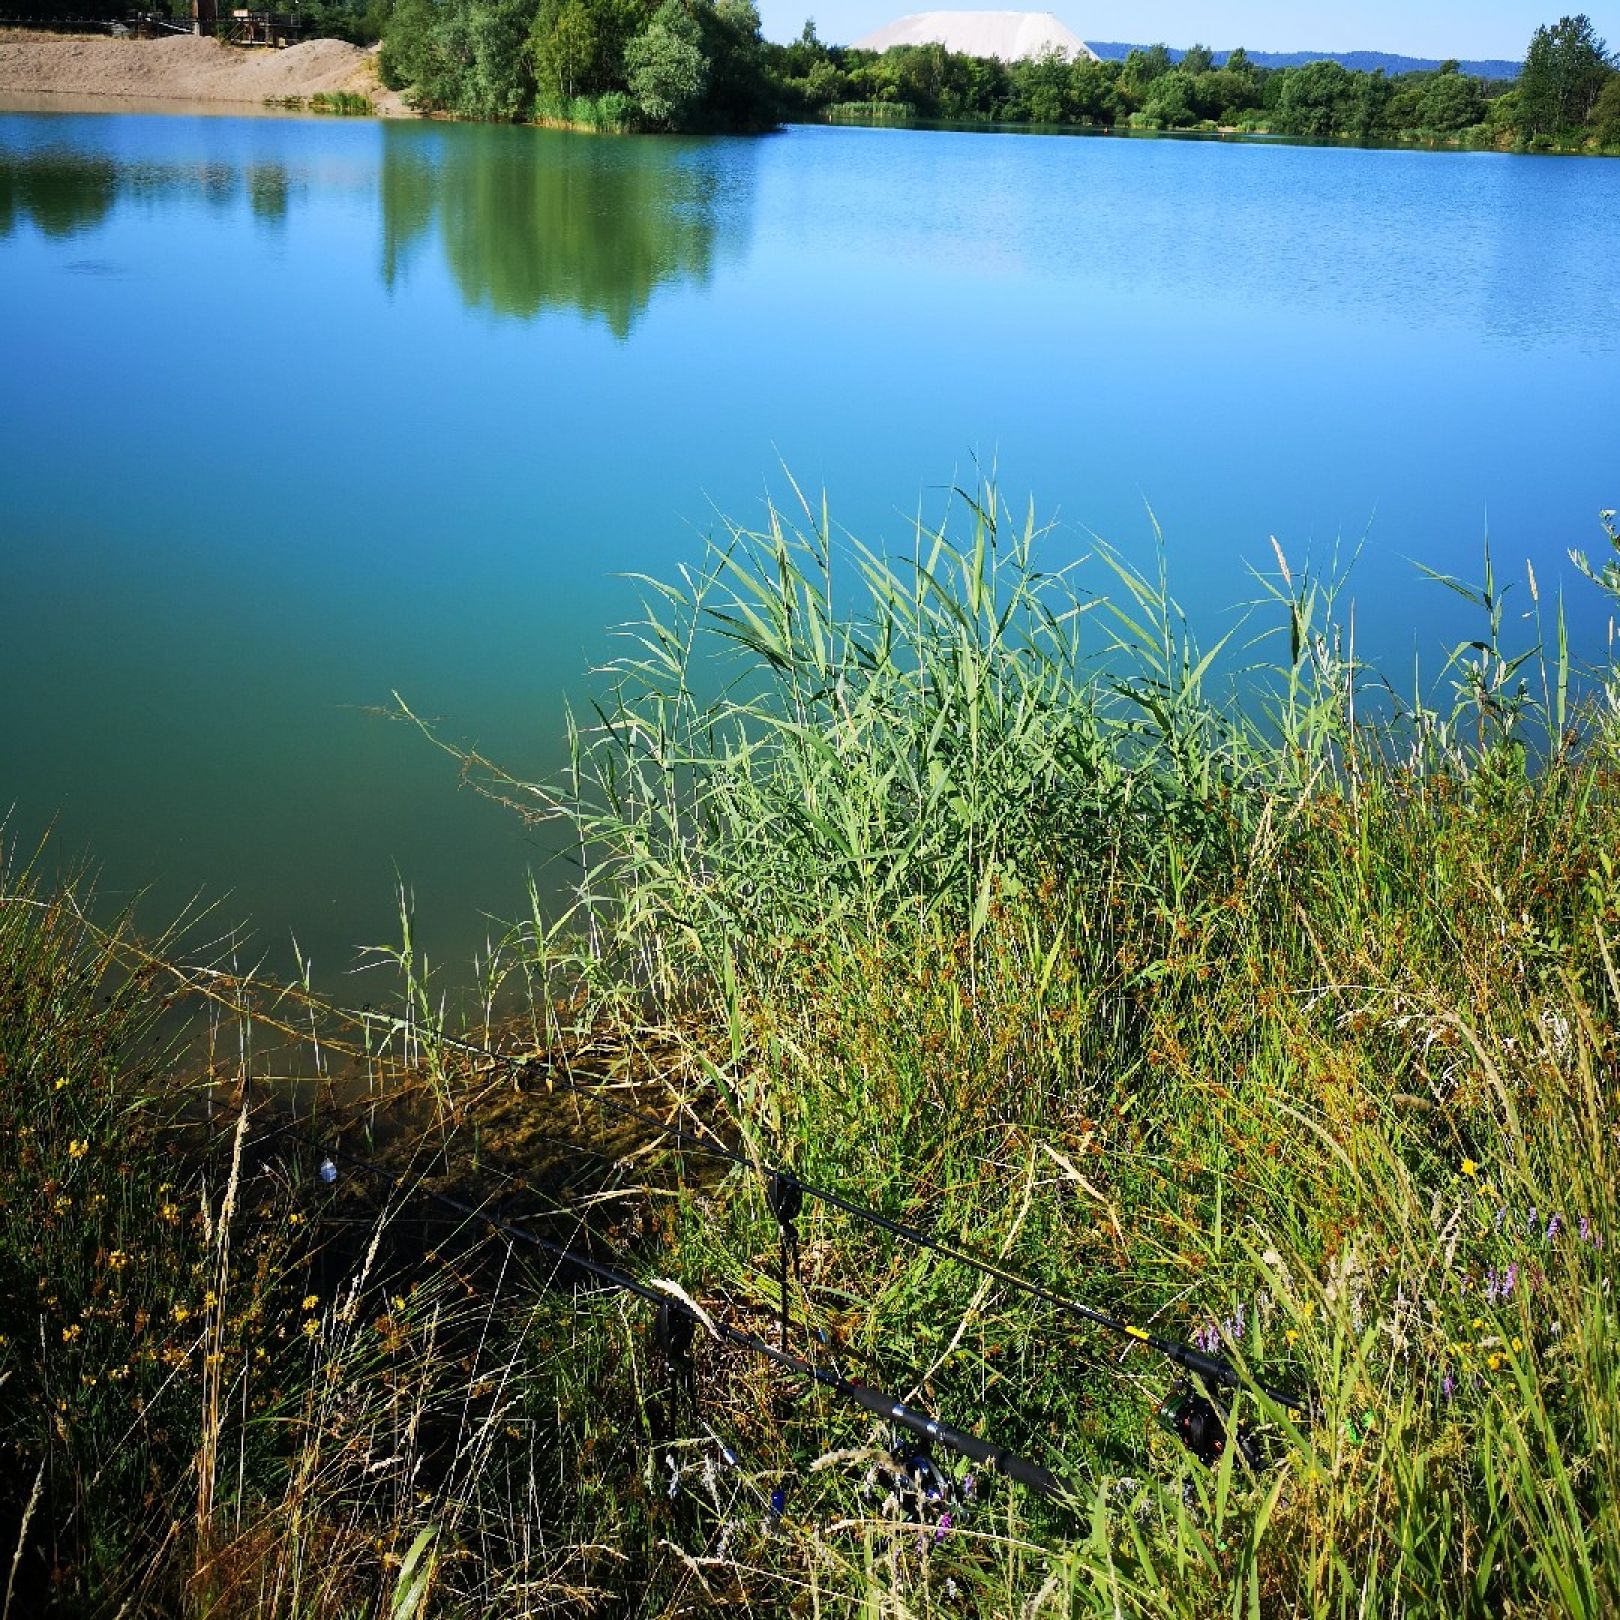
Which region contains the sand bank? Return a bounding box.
[0,32,409,115]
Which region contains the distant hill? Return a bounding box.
[1086,43,1521,81]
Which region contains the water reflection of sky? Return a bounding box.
[2,109,1617,981]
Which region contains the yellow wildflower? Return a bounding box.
[68,1139,88,1160]
[1511,1337,1523,1352]
[1460,1159,1479,1179]
[203,1290,218,1309]
[172,1303,192,1325]
[62,1324,82,1344]
[288,1212,304,1227]
[302,1319,320,1339]
[301,1295,319,1312]
[54,1077,69,1090]
[107,1250,129,1272]
[159,1202,180,1225]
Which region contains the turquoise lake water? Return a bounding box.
[2,109,1617,982]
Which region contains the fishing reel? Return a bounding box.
[1155,1380,1263,1470]
[890,1439,954,1510]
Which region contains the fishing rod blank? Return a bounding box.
[475,1045,1307,1416]
[267,1123,1070,1500]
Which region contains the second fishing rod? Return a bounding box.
[404,1025,1308,1423]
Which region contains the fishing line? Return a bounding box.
[261,1122,1072,1500]
[105,918,1304,1430]
[414,1032,1306,1416]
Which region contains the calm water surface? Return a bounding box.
[2,109,1617,980]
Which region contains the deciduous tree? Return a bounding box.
[1520,14,1612,133]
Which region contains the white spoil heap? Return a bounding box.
[851,11,1100,61]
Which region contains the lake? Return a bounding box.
[2,107,1617,985]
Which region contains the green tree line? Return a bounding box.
[776,13,1619,151]
[377,0,777,129]
[349,0,1620,147]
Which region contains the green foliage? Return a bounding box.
[529,0,605,101]
[382,0,549,118]
[693,0,776,130]
[0,867,304,1613]
[1180,41,1214,77]
[624,0,709,128]
[383,0,773,130]
[528,0,645,102]
[773,14,1617,154]
[1139,66,1200,128]
[295,0,389,45]
[309,89,377,114]
[1521,12,1613,133]
[1590,70,1620,145]
[376,4,1618,150]
[1272,58,1358,137]
[8,485,1620,1615]
[411,481,1620,1611]
[1416,62,1485,131]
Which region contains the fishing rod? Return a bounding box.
[262,1122,1070,1501]
[411,1029,1308,1421]
[103,929,1303,1428]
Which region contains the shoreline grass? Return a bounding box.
[4,488,1619,1615]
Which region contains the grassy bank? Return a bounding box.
[4,489,1619,1615]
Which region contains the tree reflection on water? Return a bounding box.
[378,122,753,337]
[0,122,753,335]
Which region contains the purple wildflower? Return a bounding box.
[1494,1205,1507,1232]
[961,1474,977,1500]
[1528,1207,1538,1235]
[1442,1369,1455,1399]
[1485,1269,1501,1304]
[1547,1214,1562,1243]
[1580,1216,1592,1243]
[934,1512,953,1543]
[1505,1261,1520,1296]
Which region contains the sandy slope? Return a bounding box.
[0,33,409,113]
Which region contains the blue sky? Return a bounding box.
[761,0,1620,58]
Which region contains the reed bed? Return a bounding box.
[4,487,1618,1616]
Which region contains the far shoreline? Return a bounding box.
[1,35,1612,157]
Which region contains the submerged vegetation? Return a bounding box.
[5,488,1620,1614]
